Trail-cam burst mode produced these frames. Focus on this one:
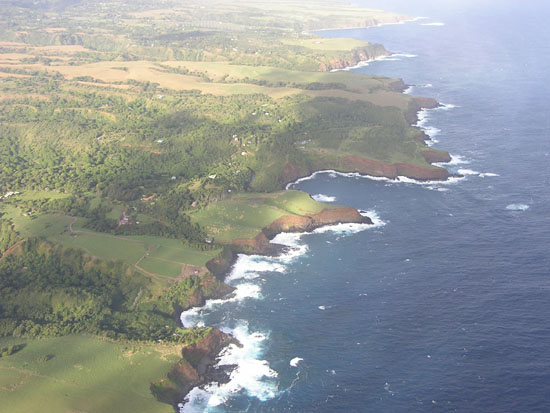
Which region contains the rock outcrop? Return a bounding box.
[341,155,450,180]
[319,45,390,72]
[405,96,440,124]
[151,329,238,407]
[421,149,452,164]
[264,207,370,238]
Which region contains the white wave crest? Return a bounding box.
[423,126,441,138]
[479,172,499,177]
[392,53,417,58]
[403,86,413,94]
[446,154,470,165]
[457,168,480,175]
[312,222,372,235]
[181,322,279,412]
[180,283,263,328]
[290,357,303,367]
[286,169,463,189]
[506,203,530,211]
[312,193,337,202]
[180,307,204,329]
[421,22,445,26]
[225,254,288,283]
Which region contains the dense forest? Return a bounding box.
[0,238,219,344]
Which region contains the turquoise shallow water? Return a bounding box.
[181,1,550,411]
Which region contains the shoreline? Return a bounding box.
[311,15,424,33]
[166,93,459,411]
[162,13,454,413]
[155,205,374,410]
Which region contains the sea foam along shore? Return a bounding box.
[286,169,464,190]
[178,209,383,412]
[330,52,417,72]
[415,102,457,146]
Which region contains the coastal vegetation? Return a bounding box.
[0,0,450,410]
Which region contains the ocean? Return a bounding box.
[180,1,550,411]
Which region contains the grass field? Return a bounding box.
[281,37,372,51]
[47,223,221,279]
[0,57,408,106]
[0,335,176,413]
[191,190,339,242]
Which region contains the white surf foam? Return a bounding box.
[423,125,441,138]
[290,357,303,367]
[392,53,417,58]
[225,254,288,283]
[360,209,386,228]
[312,222,372,235]
[180,283,263,328]
[180,307,204,329]
[181,321,279,412]
[403,86,413,94]
[457,168,480,176]
[286,170,463,190]
[446,154,470,165]
[331,52,417,72]
[312,193,337,202]
[479,172,500,177]
[421,22,445,26]
[506,203,530,211]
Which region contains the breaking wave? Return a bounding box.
[180,322,278,412]
[312,193,337,202]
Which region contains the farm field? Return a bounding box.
[0,335,176,413]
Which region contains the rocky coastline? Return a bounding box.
[319,44,391,72]
[151,204,372,410]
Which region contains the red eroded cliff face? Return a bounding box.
[343,156,399,178]
[181,329,237,372]
[232,231,272,254]
[228,207,371,254]
[319,47,391,71]
[311,207,369,226]
[394,163,449,180]
[341,155,450,181]
[151,328,238,406]
[263,207,371,239]
[282,161,309,185]
[421,150,452,164]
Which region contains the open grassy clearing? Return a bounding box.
[0,56,408,106]
[191,190,340,242]
[0,335,175,413]
[52,229,148,264]
[127,235,221,267]
[138,257,182,278]
[281,37,373,51]
[46,222,221,278]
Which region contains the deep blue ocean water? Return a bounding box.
[181,1,550,411]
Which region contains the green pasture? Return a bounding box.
[0,335,175,413]
[191,190,339,242]
[11,212,73,239]
[282,37,371,51]
[47,223,220,278]
[138,257,182,278]
[128,235,221,267]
